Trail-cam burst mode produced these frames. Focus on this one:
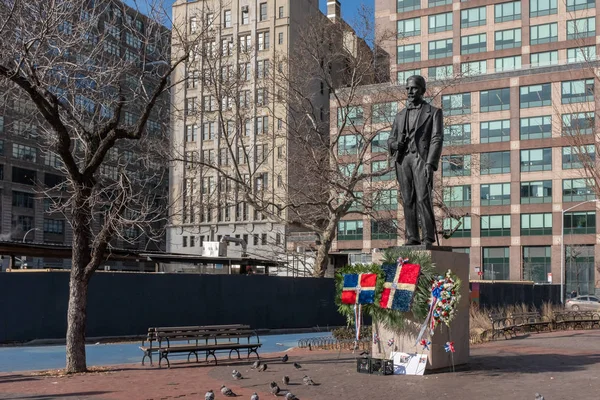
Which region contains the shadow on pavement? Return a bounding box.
[468,353,600,375]
[0,391,111,399]
[0,374,37,384]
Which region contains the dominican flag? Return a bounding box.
[341,273,377,304]
[379,262,421,311]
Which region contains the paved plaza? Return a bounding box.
[0,330,599,399]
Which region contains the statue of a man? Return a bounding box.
[387,75,443,245]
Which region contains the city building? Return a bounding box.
[0,0,170,271]
[169,0,369,276]
[332,0,600,295]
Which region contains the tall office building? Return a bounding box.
[169,0,361,274]
[0,0,170,270]
[332,0,600,295]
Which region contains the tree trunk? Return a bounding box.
[313,218,337,278]
[65,268,89,373]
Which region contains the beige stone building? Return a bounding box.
[332,0,600,295]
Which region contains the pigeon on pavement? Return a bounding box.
[252,360,261,369]
[251,393,260,400]
[282,375,290,385]
[293,362,302,369]
[281,354,289,363]
[258,363,268,372]
[205,390,215,400]
[269,382,280,397]
[535,394,545,400]
[285,393,298,400]
[302,375,315,386]
[232,369,242,380]
[221,385,237,397]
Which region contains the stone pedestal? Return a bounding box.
[372,249,470,371]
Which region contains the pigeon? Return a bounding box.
[258,363,268,372]
[252,360,261,369]
[221,385,236,397]
[269,381,280,396]
[302,375,315,386]
[205,390,215,400]
[293,362,302,370]
[232,369,242,380]
[281,354,289,363]
[251,393,260,400]
[285,393,298,400]
[535,394,545,400]
[282,375,290,385]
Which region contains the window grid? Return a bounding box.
[520,148,552,172]
[480,120,510,143]
[530,23,558,45]
[480,88,510,112]
[520,83,552,108]
[564,211,596,234]
[481,183,511,206]
[481,151,511,175]
[520,116,552,140]
[562,145,595,169]
[563,178,595,202]
[481,215,511,237]
[521,214,553,236]
[521,181,552,204]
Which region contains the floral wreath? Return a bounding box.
[429,269,461,332]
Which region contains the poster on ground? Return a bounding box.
[390,352,427,375]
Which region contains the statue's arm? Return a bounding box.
[426,107,444,171]
[387,116,399,153]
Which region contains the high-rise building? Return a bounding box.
[332,0,600,295]
[169,0,363,275]
[0,0,170,271]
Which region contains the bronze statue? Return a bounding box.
[387,75,443,245]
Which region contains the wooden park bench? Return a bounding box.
[139,324,261,368]
[553,311,600,331]
[489,312,551,340]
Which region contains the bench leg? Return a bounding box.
[141,350,153,366]
[187,352,199,363]
[228,349,240,360]
[159,352,171,368]
[248,348,260,359]
[206,350,217,365]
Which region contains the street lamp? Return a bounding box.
[560,199,599,304]
[22,227,40,243]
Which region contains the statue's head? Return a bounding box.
[405,75,426,105]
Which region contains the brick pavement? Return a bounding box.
[1,330,599,399]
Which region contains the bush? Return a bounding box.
[332,326,372,341]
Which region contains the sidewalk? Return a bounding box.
[1,330,599,399]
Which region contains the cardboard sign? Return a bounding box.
[391,352,427,375]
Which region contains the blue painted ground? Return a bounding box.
[0,332,331,373]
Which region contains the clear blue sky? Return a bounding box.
[123,0,374,31]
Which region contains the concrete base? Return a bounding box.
[372,250,470,371]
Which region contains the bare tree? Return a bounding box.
[0,0,204,372]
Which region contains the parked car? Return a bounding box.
[565,295,600,311]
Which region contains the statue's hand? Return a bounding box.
[389,141,399,151]
[424,163,433,186]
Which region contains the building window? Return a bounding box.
[567,46,597,63]
[443,216,471,238]
[495,1,521,23]
[461,33,486,55]
[564,211,596,234]
[348,192,363,212]
[521,181,552,204]
[481,183,511,206]
[224,10,232,28]
[185,124,198,142]
[481,215,511,237]
[521,213,552,236]
[461,60,486,77]
[278,32,284,44]
[444,124,471,145]
[495,55,522,72]
[241,7,249,24]
[520,148,552,172]
[561,79,594,104]
[520,83,551,108]
[563,178,595,202]
[255,116,268,134]
[523,247,551,283]
[12,191,34,208]
[12,143,37,162]
[481,151,510,175]
[461,7,486,28]
[398,17,421,38]
[565,245,595,295]
[483,247,510,280]
[562,112,594,136]
[530,23,558,45]
[429,0,452,6]
[338,106,364,127]
[480,120,510,143]
[442,93,471,115]
[428,38,453,60]
[279,6,284,18]
[257,31,270,50]
[530,0,557,16]
[256,59,270,78]
[531,50,558,67]
[397,0,421,13]
[372,102,398,125]
[185,97,197,116]
[562,145,595,169]
[442,155,471,177]
[374,189,398,211]
[337,220,363,240]
[480,88,510,112]
[443,185,471,207]
[397,69,420,84]
[371,160,393,182]
[567,0,595,11]
[338,135,362,155]
[12,167,36,186]
[13,215,34,233]
[520,116,551,140]
[567,17,595,40]
[429,65,454,81]
[397,43,421,64]
[429,12,452,33]
[44,219,65,234]
[202,122,216,140]
[259,2,267,21]
[495,28,521,50]
[371,220,397,240]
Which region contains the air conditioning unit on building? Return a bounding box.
[241,5,249,12]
